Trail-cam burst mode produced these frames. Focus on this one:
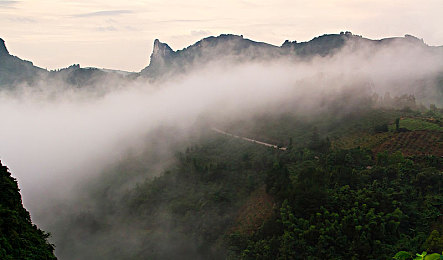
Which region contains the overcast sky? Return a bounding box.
[1,0,442,72]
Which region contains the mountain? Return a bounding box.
[140,34,277,77]
[0,161,56,259]
[0,38,133,88]
[140,32,435,79]
[1,33,443,259]
[0,38,46,87]
[1,33,440,86]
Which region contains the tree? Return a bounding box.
[422,230,443,253]
[288,137,293,150]
[0,161,56,259]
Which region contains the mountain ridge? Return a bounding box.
[140,32,435,79]
[0,32,440,86]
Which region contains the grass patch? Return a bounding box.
[389,118,443,131]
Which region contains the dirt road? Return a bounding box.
[211,127,287,151]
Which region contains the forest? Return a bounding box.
[43,100,443,259]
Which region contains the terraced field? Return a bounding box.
[374,130,443,156]
[332,132,392,150]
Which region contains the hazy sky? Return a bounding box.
[1,0,442,71]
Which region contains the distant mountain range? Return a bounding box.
[140,32,438,79]
[0,39,125,88]
[0,32,442,87]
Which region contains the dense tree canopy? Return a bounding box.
[0,161,56,259]
[230,148,443,259]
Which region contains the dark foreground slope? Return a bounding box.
[0,161,56,259]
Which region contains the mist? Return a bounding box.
[0,38,442,258]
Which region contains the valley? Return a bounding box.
[0,32,442,259]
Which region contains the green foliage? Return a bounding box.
[423,253,443,260]
[395,251,443,260]
[389,118,443,132]
[0,161,56,259]
[51,106,442,259]
[121,136,278,258]
[230,148,443,259]
[394,251,414,260]
[423,231,443,253]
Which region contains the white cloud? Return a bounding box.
[72,9,133,18]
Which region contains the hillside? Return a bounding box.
[1,32,443,259]
[0,161,56,259]
[49,101,443,259]
[132,106,443,259]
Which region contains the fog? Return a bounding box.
[0,38,442,258]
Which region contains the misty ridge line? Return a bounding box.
[1,32,441,80]
[1,33,442,201]
[2,31,440,104]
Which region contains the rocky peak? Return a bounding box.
[152,39,174,60]
[0,38,9,56]
[141,39,176,75]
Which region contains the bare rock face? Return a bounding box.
[0,38,9,56]
[140,34,276,78]
[150,39,175,68]
[152,39,174,61]
[140,39,175,77]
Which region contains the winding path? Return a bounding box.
[211,127,287,151]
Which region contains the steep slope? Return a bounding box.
[0,161,56,259]
[0,38,46,87]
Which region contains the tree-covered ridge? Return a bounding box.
[229,145,443,259]
[125,136,277,259]
[48,104,443,259]
[0,161,56,259]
